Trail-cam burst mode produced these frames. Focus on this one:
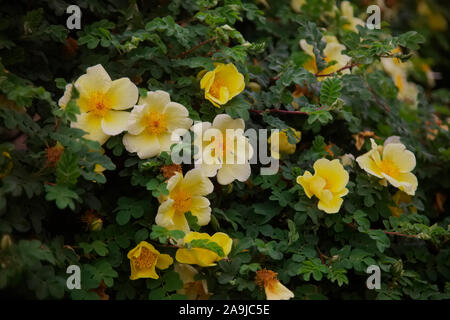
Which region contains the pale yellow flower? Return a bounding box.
[255,269,294,300]
[340,153,355,167]
[174,263,210,300]
[156,169,213,233]
[297,158,349,214]
[340,1,364,32]
[70,64,138,145]
[127,241,173,280]
[381,48,419,108]
[291,0,306,13]
[356,138,418,196]
[300,36,351,79]
[175,232,232,267]
[123,90,193,159]
[191,114,253,185]
[268,128,301,159]
[200,63,245,107]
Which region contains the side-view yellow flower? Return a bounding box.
[127,241,173,280]
[191,114,253,185]
[123,90,193,159]
[297,158,349,214]
[388,190,417,217]
[174,263,210,300]
[340,1,364,32]
[175,232,232,267]
[70,64,138,145]
[255,269,294,300]
[356,138,418,196]
[268,128,301,159]
[300,36,351,79]
[200,63,245,107]
[156,168,214,233]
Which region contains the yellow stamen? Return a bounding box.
[87,91,111,117]
[146,112,167,135]
[133,247,156,270]
[209,78,227,99]
[379,159,400,178]
[172,189,193,214]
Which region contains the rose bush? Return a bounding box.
[0,0,449,300]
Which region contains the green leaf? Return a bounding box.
[44,184,80,210]
[189,239,225,257]
[320,77,342,106]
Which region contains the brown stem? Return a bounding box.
[315,63,358,77]
[250,108,309,115]
[366,85,390,113]
[172,36,218,59]
[346,223,419,239]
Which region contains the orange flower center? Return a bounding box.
[133,247,157,270]
[87,91,111,117]
[255,269,278,289]
[379,159,400,178]
[209,77,227,99]
[172,189,193,214]
[146,112,167,135]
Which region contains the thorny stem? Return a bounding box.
[172,36,218,59]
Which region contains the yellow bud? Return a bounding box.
[247,82,261,92]
[1,235,12,250]
[90,218,103,231]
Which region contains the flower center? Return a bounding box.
[379,159,400,178]
[133,247,157,270]
[209,78,227,99]
[146,112,167,135]
[172,189,193,214]
[255,269,278,288]
[87,91,111,117]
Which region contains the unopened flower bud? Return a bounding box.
[1,235,12,250]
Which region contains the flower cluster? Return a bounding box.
[60,60,418,300]
[297,137,417,214]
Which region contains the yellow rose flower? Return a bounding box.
[356,138,418,196]
[156,168,214,233]
[297,158,349,214]
[175,232,232,267]
[300,36,351,79]
[174,263,210,300]
[123,90,193,159]
[70,64,138,145]
[200,63,245,107]
[268,128,302,159]
[388,190,417,217]
[255,269,294,300]
[191,114,253,185]
[127,241,173,280]
[340,1,364,32]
